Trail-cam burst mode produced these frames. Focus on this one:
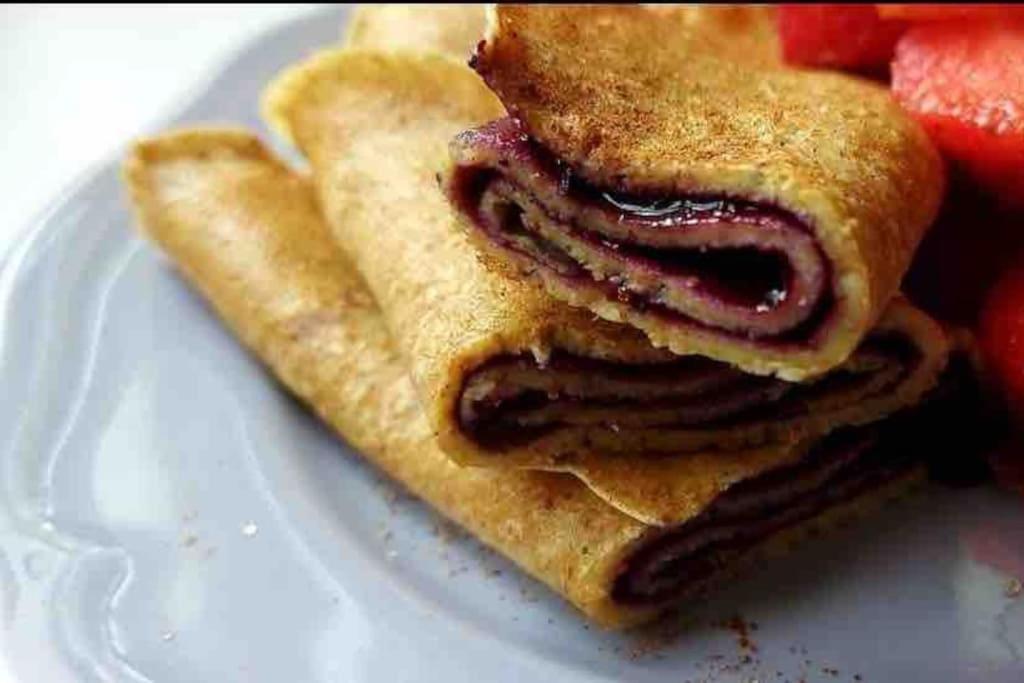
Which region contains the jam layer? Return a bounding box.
[459,334,917,451]
[448,118,833,345]
[611,355,986,605]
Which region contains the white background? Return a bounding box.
[0,5,321,680]
[0,4,320,258]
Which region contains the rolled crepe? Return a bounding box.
[122,128,930,627]
[449,5,945,381]
[262,50,950,474]
[344,3,486,60]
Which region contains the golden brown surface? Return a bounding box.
[345,4,486,60]
[121,128,925,627]
[262,49,948,501]
[472,5,945,379]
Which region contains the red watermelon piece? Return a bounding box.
[892,21,1024,208]
[778,4,908,70]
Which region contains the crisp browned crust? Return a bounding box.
[121,128,926,627]
[344,3,486,60]
[471,5,945,378]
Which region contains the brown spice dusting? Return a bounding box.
[719,614,759,654]
[1005,577,1022,598]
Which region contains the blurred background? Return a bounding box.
[0,5,319,256]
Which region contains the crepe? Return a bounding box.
[344,3,486,60]
[342,4,780,65]
[262,49,950,475]
[447,4,945,381]
[122,128,929,627]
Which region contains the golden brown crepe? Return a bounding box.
[446,4,945,381]
[262,50,949,477]
[122,128,929,628]
[344,4,486,60]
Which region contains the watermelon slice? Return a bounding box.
[892,21,1024,208]
[778,4,907,69]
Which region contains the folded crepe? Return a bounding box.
[262,50,950,474]
[447,5,945,381]
[122,128,935,627]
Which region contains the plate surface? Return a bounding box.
[1,7,1023,683]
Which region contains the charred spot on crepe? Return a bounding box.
[448,118,837,347]
[458,333,922,451]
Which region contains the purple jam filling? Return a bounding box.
[446,118,838,347]
[611,426,912,604]
[609,356,976,605]
[457,335,918,451]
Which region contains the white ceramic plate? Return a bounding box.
[2,7,1024,682]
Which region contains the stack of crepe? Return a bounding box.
[124,5,964,628]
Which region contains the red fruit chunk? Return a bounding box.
[878,4,1024,22]
[980,259,1024,420]
[892,22,1024,208]
[778,4,907,69]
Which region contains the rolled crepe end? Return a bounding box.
[124,126,275,186]
[462,5,945,381]
[123,127,286,243]
[482,3,499,45]
[260,48,343,146]
[446,162,923,383]
[123,129,935,630]
[585,465,925,628]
